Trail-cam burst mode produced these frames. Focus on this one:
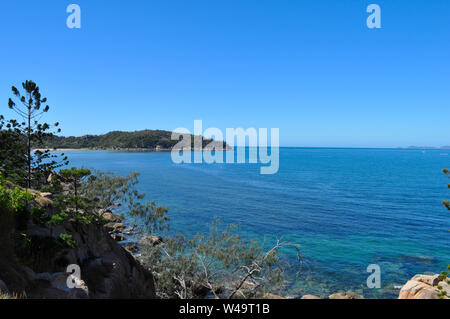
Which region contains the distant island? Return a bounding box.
[40,129,231,151]
[397,146,450,150]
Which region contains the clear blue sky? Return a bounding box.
[0,0,449,147]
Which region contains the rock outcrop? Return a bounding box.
[256,292,286,299]
[301,294,321,299]
[399,274,449,299]
[28,272,89,299]
[299,290,364,299]
[139,235,163,247]
[0,215,156,299]
[124,243,139,254]
[104,222,127,234]
[328,290,364,299]
[99,210,125,223]
[60,221,156,298]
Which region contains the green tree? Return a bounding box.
[438,169,450,299]
[0,173,16,260]
[443,169,449,211]
[82,170,169,233]
[7,80,68,189]
[0,115,27,184]
[0,172,35,260]
[141,218,300,299]
[59,167,91,212]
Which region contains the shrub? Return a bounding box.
[30,207,51,226]
[0,186,15,260]
[141,218,300,299]
[14,233,70,272]
[58,233,77,248]
[9,187,34,230]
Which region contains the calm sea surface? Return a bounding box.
[63,148,450,298]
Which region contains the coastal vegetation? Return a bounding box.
[141,219,300,299]
[2,80,446,300]
[0,80,296,299]
[6,81,68,188]
[437,169,450,299]
[443,168,450,212]
[42,129,226,151]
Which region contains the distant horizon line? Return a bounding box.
[46,146,450,150]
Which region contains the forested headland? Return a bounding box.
[42,130,229,151]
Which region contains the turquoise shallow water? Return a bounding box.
[63,148,450,298]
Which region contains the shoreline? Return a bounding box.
[33,147,235,152]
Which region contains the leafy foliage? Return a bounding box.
[0,115,27,184]
[59,167,91,212]
[0,174,16,260]
[438,169,450,299]
[141,218,299,299]
[58,233,77,248]
[0,80,297,300]
[42,129,226,150]
[9,187,34,211]
[82,170,169,233]
[6,80,68,189]
[0,175,35,231]
[14,233,70,272]
[443,169,449,211]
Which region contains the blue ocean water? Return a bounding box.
[63,148,450,298]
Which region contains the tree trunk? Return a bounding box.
[27,101,31,190]
[74,180,78,212]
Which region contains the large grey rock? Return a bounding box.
[22,267,37,281]
[4,219,156,299]
[0,199,156,299]
[61,221,156,298]
[33,272,89,299]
